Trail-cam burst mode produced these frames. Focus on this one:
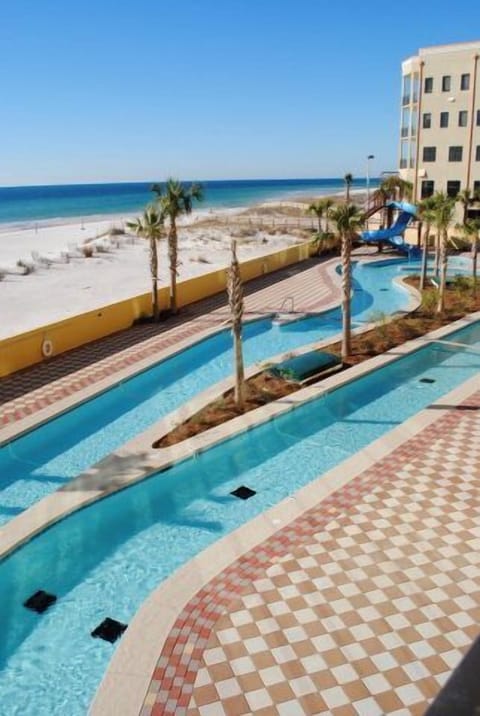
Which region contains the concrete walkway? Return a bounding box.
[141,388,480,716]
[0,255,340,430]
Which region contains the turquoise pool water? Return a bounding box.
[1,318,480,714]
[0,258,414,525]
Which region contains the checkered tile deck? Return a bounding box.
[142,392,480,715]
[0,257,339,428]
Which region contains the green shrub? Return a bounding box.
[451,275,473,292]
[421,287,439,314]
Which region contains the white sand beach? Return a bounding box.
[0,205,314,339]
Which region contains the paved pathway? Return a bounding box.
[141,390,480,716]
[0,256,339,429]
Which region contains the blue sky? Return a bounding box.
[1,0,480,185]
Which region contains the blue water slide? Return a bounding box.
[361,201,420,256]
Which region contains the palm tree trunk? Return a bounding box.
[419,225,430,291]
[382,206,388,229]
[434,230,440,278]
[341,232,352,359]
[228,240,245,408]
[346,186,350,203]
[387,205,394,228]
[473,234,478,298]
[437,229,448,313]
[233,326,244,407]
[168,220,178,314]
[149,237,159,320]
[317,215,322,234]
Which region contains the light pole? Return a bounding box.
[366,154,375,229]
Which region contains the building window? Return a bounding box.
[459,111,468,127]
[400,140,409,169]
[421,180,435,198]
[410,142,416,168]
[449,146,463,162]
[401,107,410,137]
[422,113,431,129]
[474,180,480,194]
[442,75,451,92]
[402,74,411,105]
[447,181,461,198]
[461,73,470,90]
[423,146,436,162]
[476,145,480,162]
[440,112,449,128]
[424,77,433,93]
[412,73,420,103]
[477,109,480,126]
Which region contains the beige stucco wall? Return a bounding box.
[399,41,480,216]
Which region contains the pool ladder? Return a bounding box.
[279,296,295,314]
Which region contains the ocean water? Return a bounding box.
[0,178,376,226]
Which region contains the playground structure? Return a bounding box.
[361,201,421,258]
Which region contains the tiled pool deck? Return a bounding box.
[2,252,479,715]
[140,387,480,716]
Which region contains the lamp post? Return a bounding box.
[366,154,375,230]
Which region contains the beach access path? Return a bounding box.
[0,252,345,429]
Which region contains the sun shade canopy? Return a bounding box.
[268,351,341,382]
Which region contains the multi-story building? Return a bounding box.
[399,41,480,218]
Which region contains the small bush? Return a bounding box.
[82,244,94,258]
[451,275,472,292]
[369,310,389,339]
[421,287,439,314]
[109,226,125,236]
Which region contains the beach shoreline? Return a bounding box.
[0,202,309,341]
[0,189,369,341]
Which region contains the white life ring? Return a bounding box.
[42,339,54,358]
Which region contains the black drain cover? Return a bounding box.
[420,377,436,384]
[91,618,127,643]
[23,590,57,614]
[230,485,256,500]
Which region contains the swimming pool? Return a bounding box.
[1,317,479,714]
[0,258,413,525]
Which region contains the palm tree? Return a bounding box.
[418,196,438,290]
[306,201,324,234]
[378,177,413,228]
[457,188,473,225]
[380,176,413,202]
[331,203,365,358]
[371,185,390,227]
[456,218,480,296]
[321,197,334,233]
[126,206,164,320]
[344,173,353,203]
[398,179,413,202]
[227,239,245,408]
[432,193,455,313]
[152,178,203,314]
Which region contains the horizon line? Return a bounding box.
[0,175,384,190]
